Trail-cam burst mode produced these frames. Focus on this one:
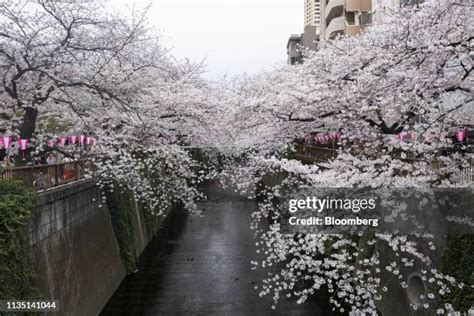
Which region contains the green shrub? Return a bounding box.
[105,183,138,273]
[0,179,40,299]
[441,234,474,313]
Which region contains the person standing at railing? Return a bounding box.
[46,153,58,186]
[3,156,13,169]
[46,153,57,165]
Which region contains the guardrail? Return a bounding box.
[294,144,337,161]
[1,161,89,190]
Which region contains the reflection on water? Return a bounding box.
[101,183,336,315]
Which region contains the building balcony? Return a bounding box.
[325,16,346,40]
[346,0,372,12]
[325,0,345,22]
[325,18,368,40]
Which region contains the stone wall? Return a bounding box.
[29,179,152,316]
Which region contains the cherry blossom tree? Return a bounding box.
[212,0,473,313]
[1,0,472,313]
[0,0,216,212]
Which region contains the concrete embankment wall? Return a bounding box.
[29,179,155,316]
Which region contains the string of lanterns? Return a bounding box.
[299,128,468,145]
[0,135,96,152]
[302,132,342,145]
[396,129,467,143]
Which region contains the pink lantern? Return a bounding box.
[1,136,12,149]
[397,132,406,142]
[335,133,341,141]
[59,137,67,146]
[47,139,56,148]
[85,137,92,145]
[79,135,85,144]
[455,129,466,142]
[69,135,77,145]
[18,139,28,151]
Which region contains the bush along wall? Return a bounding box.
[104,183,138,274]
[441,234,474,313]
[140,200,160,237]
[0,179,41,299]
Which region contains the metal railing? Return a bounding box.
[1,161,88,190]
[294,144,338,161]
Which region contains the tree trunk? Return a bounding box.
[17,106,38,164]
[20,107,38,139]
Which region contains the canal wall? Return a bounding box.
[29,179,156,316]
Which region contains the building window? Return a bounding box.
[360,12,372,25]
[346,11,355,25]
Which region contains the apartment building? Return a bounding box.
[302,0,322,52]
[287,0,425,63]
[321,0,372,40]
[305,0,322,34]
[322,0,426,40]
[287,34,304,65]
[298,0,373,51]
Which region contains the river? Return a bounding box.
[101,184,336,315]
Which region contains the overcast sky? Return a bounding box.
[111,0,303,78]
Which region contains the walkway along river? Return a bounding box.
[101,182,336,315]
